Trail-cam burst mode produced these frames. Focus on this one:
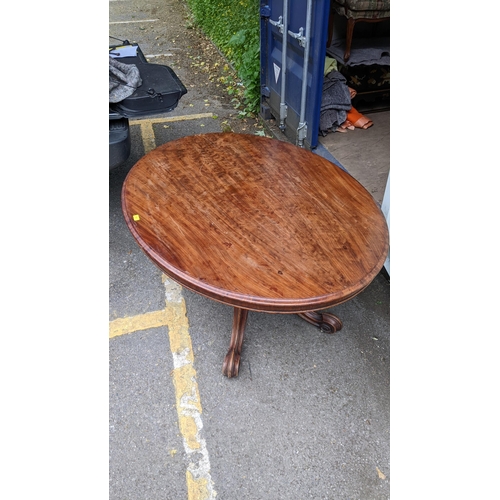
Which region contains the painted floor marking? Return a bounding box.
[109,19,158,24]
[130,113,214,155]
[129,113,214,126]
[140,121,156,155]
[145,53,175,58]
[109,309,169,338]
[109,277,216,499]
[162,276,216,499]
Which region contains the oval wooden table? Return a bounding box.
[122,133,389,377]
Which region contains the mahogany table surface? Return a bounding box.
[121,132,389,314]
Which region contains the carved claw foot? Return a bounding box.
[222,308,249,378]
[298,311,343,334]
[222,348,241,378]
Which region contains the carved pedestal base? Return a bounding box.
[298,311,343,334]
[221,309,343,377]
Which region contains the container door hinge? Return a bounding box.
[279,103,288,131]
[260,5,271,18]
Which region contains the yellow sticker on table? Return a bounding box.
[133,214,140,221]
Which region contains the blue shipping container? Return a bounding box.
[260,0,331,149]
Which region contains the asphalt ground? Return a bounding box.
[108,3,390,496]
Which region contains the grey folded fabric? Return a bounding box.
[321,70,352,110]
[320,108,347,133]
[319,70,351,132]
[109,56,142,103]
[327,37,390,66]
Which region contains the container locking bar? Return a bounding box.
[293,0,312,147]
[270,0,289,132]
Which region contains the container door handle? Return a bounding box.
[269,16,284,33]
[288,27,307,48]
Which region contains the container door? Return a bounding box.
[260,0,330,149]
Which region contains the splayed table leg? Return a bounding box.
[222,308,249,378]
[298,311,343,334]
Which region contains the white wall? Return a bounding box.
[381,172,390,275]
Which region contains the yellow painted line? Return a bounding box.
[109,309,169,338]
[109,284,216,498]
[131,114,214,155]
[141,121,156,155]
[129,113,214,126]
[162,276,216,499]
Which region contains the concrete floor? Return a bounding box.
[265,110,390,208]
[318,110,390,206]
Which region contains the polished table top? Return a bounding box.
[122,133,389,376]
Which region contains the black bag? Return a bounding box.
[109,63,187,118]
